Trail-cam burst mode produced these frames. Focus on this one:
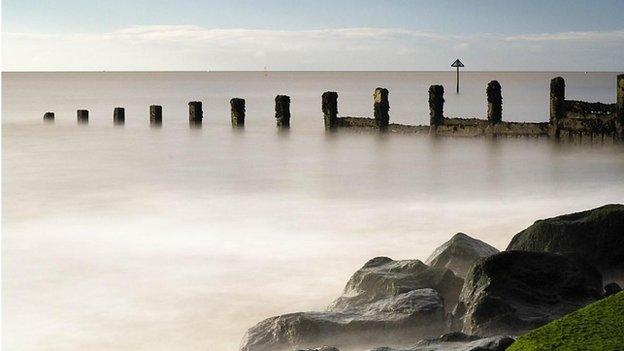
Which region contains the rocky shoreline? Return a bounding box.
[239,204,624,351]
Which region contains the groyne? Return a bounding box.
[45,75,624,143]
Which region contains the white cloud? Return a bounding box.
[2,26,623,71]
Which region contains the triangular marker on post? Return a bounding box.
[451,59,464,93]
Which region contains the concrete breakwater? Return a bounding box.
[43,75,624,143]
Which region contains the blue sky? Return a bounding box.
[3,0,624,71]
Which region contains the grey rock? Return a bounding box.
[239,289,447,351]
[506,204,624,285]
[296,347,340,351]
[368,333,514,351]
[328,257,464,313]
[425,233,499,279]
[455,251,603,337]
[604,282,622,297]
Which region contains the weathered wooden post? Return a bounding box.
[486,80,502,124]
[43,112,55,122]
[113,107,125,125]
[429,85,445,134]
[550,77,566,139]
[150,105,162,126]
[77,109,89,124]
[617,74,624,140]
[275,95,291,128]
[322,91,338,130]
[373,88,389,131]
[189,101,203,126]
[230,98,245,127]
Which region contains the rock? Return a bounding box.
[296,347,340,351]
[455,251,603,337]
[328,257,464,313]
[506,204,624,285]
[368,333,514,351]
[425,233,499,279]
[604,282,622,297]
[239,289,447,351]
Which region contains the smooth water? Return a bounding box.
[2,72,623,351]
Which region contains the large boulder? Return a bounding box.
[328,257,464,312]
[239,288,447,351]
[506,204,624,284]
[455,251,603,337]
[426,233,499,279]
[368,332,514,351]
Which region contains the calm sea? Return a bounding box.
[3,71,623,351]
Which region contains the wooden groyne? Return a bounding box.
[330,75,623,142]
[44,75,624,143]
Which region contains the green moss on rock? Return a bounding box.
[507,291,624,351]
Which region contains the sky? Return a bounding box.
[2,0,624,71]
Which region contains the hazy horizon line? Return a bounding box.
[3,70,622,74]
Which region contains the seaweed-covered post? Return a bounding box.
[373,88,389,131]
[550,77,566,123]
[428,85,444,134]
[230,98,245,128]
[150,105,162,126]
[113,107,125,125]
[617,74,624,140]
[486,80,502,124]
[77,109,89,124]
[189,101,203,126]
[275,95,291,128]
[322,91,338,130]
[43,112,55,122]
[550,77,566,139]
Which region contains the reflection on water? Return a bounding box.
[2,72,624,351]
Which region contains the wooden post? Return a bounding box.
[322,91,338,130]
[373,87,389,131]
[617,74,624,140]
[429,85,445,134]
[486,80,502,124]
[113,107,125,125]
[275,95,291,128]
[550,77,566,139]
[189,101,203,127]
[230,98,245,128]
[150,105,162,126]
[77,109,89,124]
[43,112,55,122]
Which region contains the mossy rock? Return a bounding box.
[507,291,624,350]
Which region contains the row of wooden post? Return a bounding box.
[44,75,624,131]
[43,96,292,128]
[39,81,505,130]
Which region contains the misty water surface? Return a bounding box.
[3,72,623,351]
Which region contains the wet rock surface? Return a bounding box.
[425,233,499,279]
[368,333,514,351]
[239,289,446,351]
[328,257,463,313]
[506,204,624,285]
[455,251,603,337]
[604,282,622,297]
